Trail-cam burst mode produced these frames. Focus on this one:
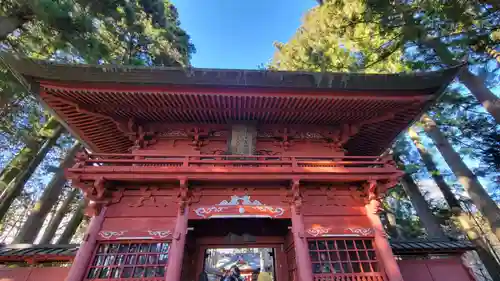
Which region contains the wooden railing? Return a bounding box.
[313,273,386,281]
[73,153,396,170]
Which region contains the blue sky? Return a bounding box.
[171,0,317,69]
[168,0,497,198]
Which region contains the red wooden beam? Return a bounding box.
[39,81,435,101]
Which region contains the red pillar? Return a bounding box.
[65,206,107,281]
[366,200,404,281]
[165,205,189,281]
[291,204,314,281]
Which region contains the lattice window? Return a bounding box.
[308,239,380,275]
[86,241,169,280]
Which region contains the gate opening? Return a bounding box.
[203,247,276,281]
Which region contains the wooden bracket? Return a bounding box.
[291,178,300,200]
[320,124,359,153]
[367,180,377,201]
[290,178,302,215]
[364,180,383,214]
[379,177,400,196]
[380,154,397,167]
[177,178,190,214]
[73,150,89,168]
[273,128,296,151]
[188,127,210,150]
[127,121,158,151]
[73,177,110,216]
[74,177,107,202]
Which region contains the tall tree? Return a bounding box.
[273,0,498,231]
[13,142,81,243]
[423,38,500,123]
[1,0,194,65]
[0,122,63,221]
[408,128,462,210]
[420,114,500,241]
[0,117,61,195]
[408,127,500,278]
[0,0,195,242]
[398,165,447,239]
[57,200,85,244]
[271,2,500,277]
[321,0,500,122]
[39,188,79,244]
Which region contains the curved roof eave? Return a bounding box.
[1,52,463,94]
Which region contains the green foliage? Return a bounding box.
[1,0,195,65]
[1,0,195,144]
[363,0,499,66]
[269,0,408,73]
[430,88,500,184]
[271,0,499,239]
[384,185,426,238]
[0,0,194,243]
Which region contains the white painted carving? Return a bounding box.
[159,130,188,137]
[148,230,172,238]
[251,205,285,217]
[194,206,228,217]
[194,195,285,218]
[99,231,127,239]
[347,228,374,236]
[219,195,262,206]
[307,227,331,237]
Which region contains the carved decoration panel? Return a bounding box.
[99,217,176,240]
[191,194,288,219]
[189,187,288,219]
[106,187,177,218]
[303,216,373,238]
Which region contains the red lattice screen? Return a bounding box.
[308,238,385,281]
[86,241,169,280]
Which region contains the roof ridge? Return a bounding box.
[1,51,464,79]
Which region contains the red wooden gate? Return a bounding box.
[398,257,474,281]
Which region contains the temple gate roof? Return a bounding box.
[1,53,461,155]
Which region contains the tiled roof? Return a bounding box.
[1,53,461,155]
[390,240,475,254]
[2,53,462,91]
[0,244,78,262]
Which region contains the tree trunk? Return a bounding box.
[400,172,447,239]
[0,124,63,222]
[0,117,61,194]
[383,209,405,239]
[421,114,500,242]
[13,142,81,243]
[408,125,500,279]
[425,38,500,124]
[456,213,500,280]
[39,188,79,244]
[458,70,500,124]
[56,200,85,244]
[394,151,447,239]
[408,127,462,210]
